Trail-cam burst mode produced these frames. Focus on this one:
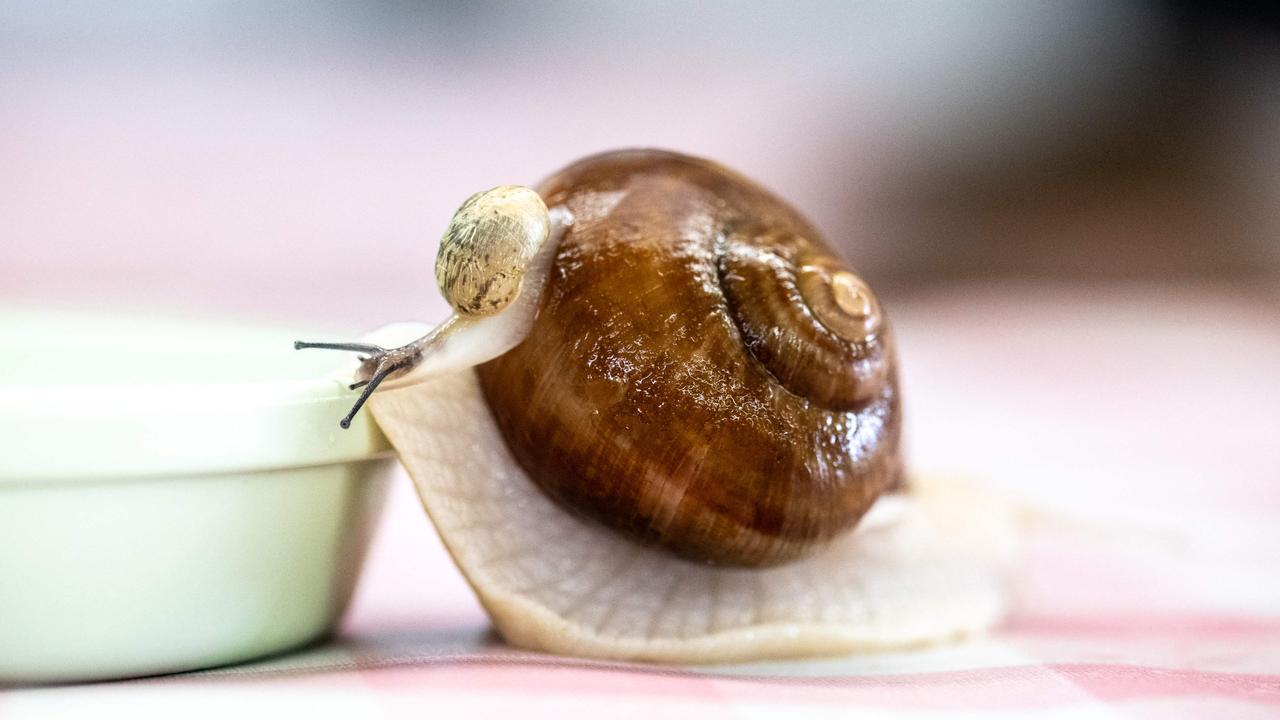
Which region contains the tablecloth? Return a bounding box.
[4,285,1278,718]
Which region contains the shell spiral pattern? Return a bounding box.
[477,150,902,566]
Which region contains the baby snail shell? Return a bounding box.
[435,185,550,317]
[477,150,902,567]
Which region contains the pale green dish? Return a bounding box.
[0,308,394,683]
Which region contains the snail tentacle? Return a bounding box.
[338,358,402,429]
[293,341,386,354]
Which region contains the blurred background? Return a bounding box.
[3,0,1278,639]
[3,0,1277,325]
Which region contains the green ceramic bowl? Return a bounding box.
[0,308,393,683]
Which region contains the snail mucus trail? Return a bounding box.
[298,151,901,568]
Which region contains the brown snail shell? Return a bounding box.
[477,150,902,566]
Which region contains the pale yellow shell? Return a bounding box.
[434,186,551,317]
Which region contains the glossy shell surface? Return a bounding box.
[477,151,901,566]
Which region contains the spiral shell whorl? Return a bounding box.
[477,150,901,566]
[435,185,550,317]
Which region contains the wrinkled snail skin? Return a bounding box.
[477,150,903,567]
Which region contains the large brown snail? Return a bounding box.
[298,150,1012,663]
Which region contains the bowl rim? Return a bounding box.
[0,307,391,482]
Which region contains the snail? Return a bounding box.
[298,150,1013,663]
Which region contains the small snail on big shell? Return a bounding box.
[298,150,1012,663]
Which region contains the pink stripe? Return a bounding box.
[1008,612,1280,640]
[1045,664,1280,704]
[358,663,1280,709]
[165,658,1280,710]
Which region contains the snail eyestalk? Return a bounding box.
[291,338,428,424]
[293,341,386,354]
[339,357,405,429]
[295,323,438,428]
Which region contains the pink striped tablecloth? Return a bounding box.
[4,286,1278,718]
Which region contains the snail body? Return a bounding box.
[478,151,901,566]
[298,150,1013,663]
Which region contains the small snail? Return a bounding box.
[299,150,1012,662]
[296,185,568,428]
